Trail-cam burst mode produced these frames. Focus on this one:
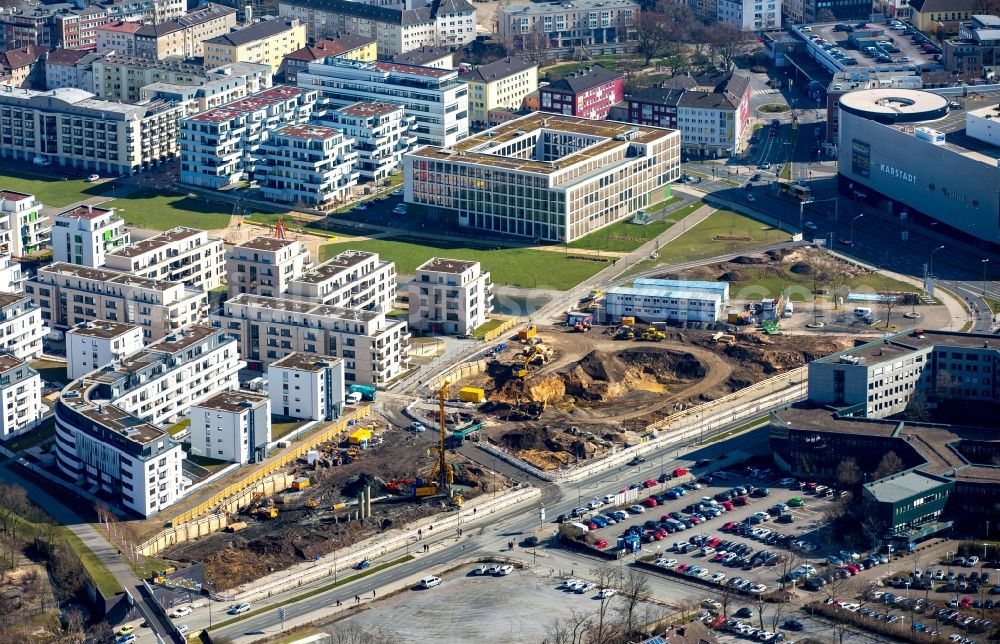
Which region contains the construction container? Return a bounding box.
[415,486,437,497]
[517,325,537,340]
[621,316,635,326]
[348,428,373,445]
[727,309,740,324]
[224,522,248,533]
[459,387,485,403]
[291,477,311,491]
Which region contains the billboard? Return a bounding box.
[851,139,870,178]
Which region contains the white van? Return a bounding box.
[345,391,363,404]
[853,307,873,319]
[420,576,441,588]
[783,302,793,318]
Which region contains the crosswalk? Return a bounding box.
[751,88,781,96]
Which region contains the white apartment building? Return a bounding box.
[51,205,130,268]
[404,112,680,242]
[268,352,345,421]
[0,355,44,441]
[44,49,109,93]
[66,321,145,381]
[0,190,50,258]
[317,102,415,182]
[298,57,469,147]
[94,20,144,55]
[717,0,782,30]
[605,285,724,324]
[55,325,242,517]
[409,258,492,336]
[93,56,220,104]
[278,0,476,57]
[0,294,45,361]
[674,73,752,159]
[226,237,311,299]
[105,227,225,291]
[0,254,23,293]
[258,123,359,206]
[189,391,270,464]
[179,85,318,190]
[498,0,638,49]
[139,62,272,116]
[285,249,395,312]
[211,293,409,384]
[26,263,207,341]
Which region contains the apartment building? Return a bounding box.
[0,354,43,441]
[51,205,130,268]
[943,15,1000,78]
[225,236,310,299]
[408,258,492,336]
[105,227,225,290]
[285,249,395,311]
[211,293,409,383]
[0,88,182,175]
[626,86,684,130]
[278,0,475,57]
[0,190,50,258]
[44,48,109,92]
[179,85,318,189]
[298,57,469,147]
[268,352,345,421]
[498,0,638,50]
[460,57,538,127]
[133,4,238,61]
[26,263,207,341]
[782,0,804,23]
[139,61,272,116]
[656,73,753,158]
[391,47,452,69]
[94,20,144,55]
[404,113,680,242]
[0,45,45,89]
[93,57,210,104]
[0,254,23,293]
[19,0,186,52]
[0,293,45,360]
[539,66,623,120]
[258,123,359,206]
[189,391,270,463]
[55,325,242,517]
[281,35,377,84]
[716,0,781,30]
[203,19,306,75]
[66,320,144,380]
[317,102,414,182]
[908,0,976,33]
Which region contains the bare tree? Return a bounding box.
[63,608,85,640]
[635,12,671,65]
[899,389,931,422]
[544,608,594,644]
[873,451,904,480]
[836,458,861,489]
[752,589,770,630]
[705,24,755,72]
[589,563,622,643]
[617,568,649,637]
[776,551,803,592]
[973,0,1000,13]
[817,8,836,22]
[520,22,550,63]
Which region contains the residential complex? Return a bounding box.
[189,391,270,464]
[278,0,476,57]
[66,320,144,380]
[54,325,242,517]
[0,355,43,441]
[25,263,207,341]
[94,20,144,55]
[717,0,781,30]
[460,57,538,127]
[51,205,129,268]
[258,123,359,206]
[281,35,377,84]
[105,227,226,291]
[0,293,45,360]
[45,49,110,92]
[285,249,396,312]
[539,66,623,120]
[0,254,23,293]
[203,19,306,75]
[943,14,1000,78]
[0,190,49,258]
[140,62,273,116]
[403,113,680,242]
[267,352,345,421]
[133,4,238,61]
[211,294,409,384]
[225,237,311,299]
[317,102,414,182]
[298,57,469,147]
[498,0,638,50]
[392,47,453,69]
[408,258,492,336]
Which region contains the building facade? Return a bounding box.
[105,227,226,291]
[203,19,307,75]
[93,56,215,103]
[189,391,270,464]
[66,320,144,380]
[51,205,129,268]
[317,102,414,182]
[0,293,45,360]
[460,57,538,127]
[605,284,724,324]
[281,35,377,84]
[408,258,492,335]
[675,73,752,158]
[942,14,1000,79]
[267,352,345,420]
[258,123,359,206]
[908,0,975,34]
[0,355,43,441]
[94,21,144,55]
[285,249,395,312]
[0,189,49,258]
[862,470,953,539]
[498,0,638,49]
[0,254,23,293]
[225,237,311,299]
[802,0,873,21]
[133,4,238,61]
[140,62,273,116]
[44,49,109,92]
[626,86,684,130]
[539,66,623,120]
[716,0,781,30]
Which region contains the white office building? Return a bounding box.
[0,190,50,258]
[225,237,311,299]
[409,258,492,336]
[717,0,781,30]
[105,227,225,291]
[605,285,724,323]
[285,249,395,312]
[189,391,270,464]
[258,123,359,207]
[0,355,44,441]
[268,352,345,421]
[0,254,24,293]
[0,293,46,360]
[52,205,130,268]
[66,321,144,381]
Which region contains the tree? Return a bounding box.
[836,458,861,489]
[752,588,770,630]
[635,12,671,65]
[520,22,550,63]
[588,563,621,643]
[706,24,755,72]
[617,568,649,637]
[973,0,1000,13]
[873,451,905,480]
[776,551,802,592]
[899,389,931,422]
[544,608,593,644]
[816,8,836,22]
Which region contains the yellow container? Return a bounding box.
[459,387,485,403]
[291,477,311,490]
[621,316,635,326]
[517,326,537,340]
[415,486,437,497]
[348,428,373,445]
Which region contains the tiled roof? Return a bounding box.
[0,45,45,71]
[284,35,374,62]
[45,47,90,67]
[392,46,451,66]
[908,0,977,12]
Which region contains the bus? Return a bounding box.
[778,179,812,201]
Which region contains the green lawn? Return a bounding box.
[3,417,55,452]
[727,269,920,302]
[320,238,607,290]
[985,297,1000,315]
[112,189,242,230]
[568,219,673,253]
[0,167,109,208]
[166,419,190,437]
[30,359,68,386]
[185,453,230,473]
[272,418,308,441]
[658,210,791,264]
[58,527,121,597]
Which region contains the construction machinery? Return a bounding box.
[573,321,592,333]
[615,325,635,340]
[639,328,665,342]
[248,494,279,520]
[515,345,550,378]
[429,382,453,497]
[306,497,319,509]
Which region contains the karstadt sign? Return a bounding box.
[876,162,917,184]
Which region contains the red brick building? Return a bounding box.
[539,66,623,120]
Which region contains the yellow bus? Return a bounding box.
[778,179,812,201]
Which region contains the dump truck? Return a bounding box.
[347,384,377,401]
[640,328,665,342]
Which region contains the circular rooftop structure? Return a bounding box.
[838,88,949,124]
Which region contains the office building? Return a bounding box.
[278,0,476,57]
[907,0,974,34]
[105,227,226,291]
[392,47,452,69]
[460,57,538,127]
[408,258,492,336]
[317,102,414,182]
[862,470,953,540]
[626,86,684,130]
[258,123,359,206]
[133,4,238,61]
[179,85,318,190]
[0,293,45,360]
[298,57,469,147]
[139,61,272,115]
[0,254,23,293]
[26,263,207,341]
[404,112,680,242]
[498,0,638,50]
[51,205,129,268]
[281,35,377,84]
[66,320,144,380]
[943,14,1000,79]
[539,66,623,120]
[203,19,306,75]
[0,190,49,258]
[801,0,872,21]
[268,351,345,421]
[285,249,396,311]
[211,293,409,383]
[824,70,923,142]
[605,284,724,324]
[225,237,311,299]
[0,355,43,441]
[717,0,781,30]
[189,391,270,464]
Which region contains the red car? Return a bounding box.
[805,482,818,491]
[721,501,735,511]
[845,564,860,575]
[960,596,972,608]
[673,468,689,477]
[642,479,657,488]
[707,537,721,548]
[642,497,658,508]
[677,563,690,573]
[688,515,702,525]
[594,539,608,549]
[588,522,599,530]
[733,496,749,507]
[722,521,738,531]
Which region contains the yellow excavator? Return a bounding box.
[515,345,551,378]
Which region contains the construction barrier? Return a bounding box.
[480,315,517,342]
[425,359,489,395]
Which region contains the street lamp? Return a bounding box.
[850,213,864,245]
[983,259,991,296]
[929,245,945,278]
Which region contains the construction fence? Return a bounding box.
[480,315,518,342]
[425,359,490,395]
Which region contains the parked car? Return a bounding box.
[420,576,442,588]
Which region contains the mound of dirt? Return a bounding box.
[719,269,749,282]
[490,374,566,406]
[501,426,563,452]
[789,261,812,275]
[730,254,769,265]
[562,348,705,402]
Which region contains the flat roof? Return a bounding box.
[109,227,204,259]
[57,205,114,220]
[817,329,1000,365]
[0,353,27,373]
[0,190,32,201]
[195,390,268,413]
[0,292,30,309]
[234,236,298,252]
[295,250,378,283]
[417,257,477,274]
[227,293,383,322]
[41,262,183,292]
[607,285,722,300]
[189,85,309,122]
[336,101,401,118]
[275,124,341,139]
[798,22,938,71]
[270,351,341,372]
[372,61,451,78]
[839,88,949,118]
[67,321,141,340]
[865,470,950,503]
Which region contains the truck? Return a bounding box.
[347,384,377,401]
[345,391,363,404]
[783,301,794,318]
[45,329,64,342]
[559,522,590,539]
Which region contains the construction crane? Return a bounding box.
[433,381,453,497]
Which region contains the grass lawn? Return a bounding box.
[185,453,230,473]
[320,238,606,290]
[658,210,792,264]
[166,419,190,437]
[30,359,68,386]
[985,297,1000,315]
[112,189,246,230]
[0,167,109,208]
[472,318,506,338]
[272,418,308,441]
[58,527,121,597]
[728,268,920,302]
[4,417,55,452]
[568,219,673,253]
[647,196,684,215]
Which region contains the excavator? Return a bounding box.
[515,345,551,378]
[248,493,279,520]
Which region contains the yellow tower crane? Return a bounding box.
[434,381,453,497]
